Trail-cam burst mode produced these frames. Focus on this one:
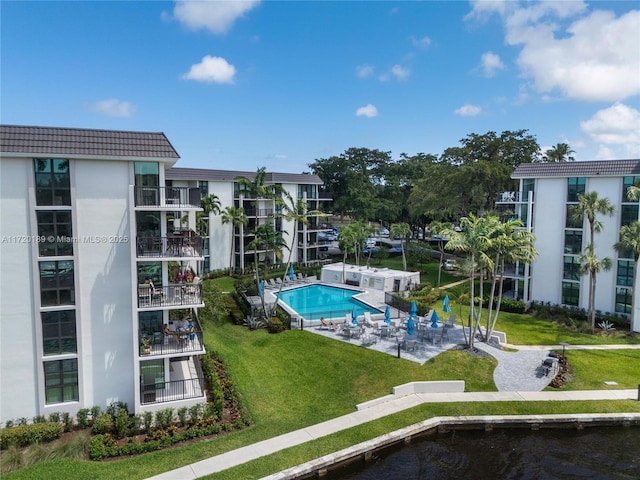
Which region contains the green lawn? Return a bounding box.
[6,281,640,479]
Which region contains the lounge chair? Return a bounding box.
[363,311,373,327]
[319,318,330,330]
[445,313,456,328]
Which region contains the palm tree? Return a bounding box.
[484,220,537,341]
[625,179,640,202]
[570,191,615,331]
[338,225,358,282]
[194,193,221,236]
[221,206,248,276]
[570,191,615,248]
[614,221,640,332]
[390,223,412,271]
[273,193,325,303]
[235,167,285,292]
[578,244,612,332]
[543,143,575,162]
[445,214,497,349]
[429,220,453,287]
[248,222,287,317]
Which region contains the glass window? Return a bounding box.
[615,287,632,314]
[566,205,582,229]
[139,311,163,336]
[37,211,73,256]
[562,281,580,306]
[622,176,640,203]
[563,256,581,281]
[617,260,634,287]
[140,359,164,389]
[39,260,74,306]
[199,180,208,199]
[620,204,638,227]
[42,310,77,355]
[44,359,79,404]
[564,230,583,254]
[34,159,71,206]
[522,178,535,201]
[137,262,162,286]
[134,162,159,187]
[567,177,586,202]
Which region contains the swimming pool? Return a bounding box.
[277,284,382,321]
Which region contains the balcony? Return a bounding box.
[140,358,205,405]
[137,231,203,258]
[134,186,201,208]
[139,321,205,357]
[495,191,521,203]
[138,283,203,309]
[243,207,274,217]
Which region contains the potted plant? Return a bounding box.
[140,334,151,355]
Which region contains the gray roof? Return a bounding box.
[167,167,323,184]
[513,159,640,178]
[0,125,180,160]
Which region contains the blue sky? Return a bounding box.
[2,1,639,173]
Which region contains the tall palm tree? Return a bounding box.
[235,167,284,292]
[614,221,640,332]
[429,220,452,287]
[338,225,358,282]
[390,223,412,271]
[445,214,497,349]
[543,143,575,162]
[570,191,614,331]
[248,222,287,316]
[273,193,325,304]
[578,244,612,332]
[484,220,537,340]
[625,179,640,202]
[221,206,248,276]
[196,193,221,236]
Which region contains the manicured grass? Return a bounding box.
[206,275,236,292]
[6,283,640,479]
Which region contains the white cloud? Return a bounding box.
[356,104,378,117]
[480,51,505,78]
[467,1,640,102]
[581,102,640,157]
[410,35,431,48]
[391,64,410,80]
[182,55,236,84]
[454,104,482,117]
[173,0,260,35]
[356,64,374,78]
[87,99,136,118]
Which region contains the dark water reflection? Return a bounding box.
[334,427,640,479]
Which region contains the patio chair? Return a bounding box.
[444,313,457,328]
[441,327,450,342]
[363,311,373,327]
[138,283,151,307]
[319,318,330,330]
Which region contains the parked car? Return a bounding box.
[366,238,376,248]
[443,259,457,271]
[379,228,389,237]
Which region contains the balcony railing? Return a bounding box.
[137,232,203,258]
[134,186,201,208]
[138,283,203,308]
[140,376,205,405]
[139,323,205,357]
[495,191,521,203]
[243,207,274,217]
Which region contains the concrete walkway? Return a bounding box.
[145,342,640,480]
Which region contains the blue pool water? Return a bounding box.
[277,284,381,320]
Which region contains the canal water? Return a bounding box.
[332,427,640,479]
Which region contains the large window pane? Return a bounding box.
[42,310,77,355]
[564,230,583,254]
[563,256,581,280]
[622,176,640,203]
[44,359,78,404]
[615,287,632,314]
[34,159,70,206]
[562,281,580,306]
[566,205,582,229]
[37,211,73,256]
[620,204,639,227]
[567,177,586,202]
[39,260,75,306]
[617,260,634,287]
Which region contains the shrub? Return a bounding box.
[142,411,154,434]
[177,407,188,427]
[32,415,46,424]
[61,412,73,432]
[154,408,174,430]
[76,408,90,429]
[266,316,286,334]
[90,406,102,424]
[188,404,202,426]
[48,412,61,424]
[91,414,114,435]
[0,422,64,449]
[114,408,131,439]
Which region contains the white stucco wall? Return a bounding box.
[0,157,40,421]
[73,160,135,410]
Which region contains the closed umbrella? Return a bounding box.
[289,265,295,280]
[351,306,359,325]
[384,305,391,324]
[410,300,417,316]
[259,280,265,296]
[443,295,451,313]
[406,314,416,335]
[430,310,439,329]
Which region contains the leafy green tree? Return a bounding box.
[570,191,615,331]
[221,206,248,275]
[428,220,453,286]
[247,222,287,316]
[541,143,575,162]
[390,222,412,271]
[614,221,640,333]
[337,225,358,281]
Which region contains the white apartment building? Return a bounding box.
[0,125,208,423]
[497,160,640,332]
[166,168,328,274]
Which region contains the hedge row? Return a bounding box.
[0,422,64,449]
